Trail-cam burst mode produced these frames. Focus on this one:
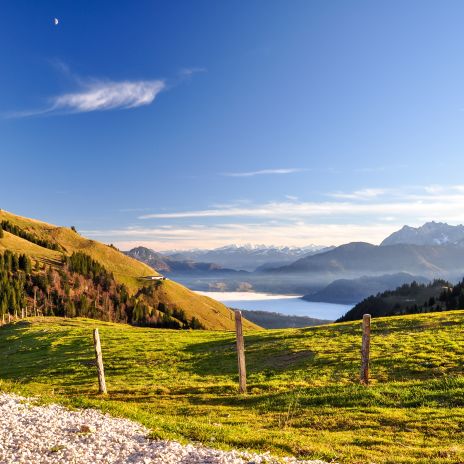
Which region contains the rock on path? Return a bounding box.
[0,393,329,464]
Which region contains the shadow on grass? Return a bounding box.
[180,376,464,410]
[0,321,95,385]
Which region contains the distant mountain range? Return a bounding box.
[161,244,331,271]
[126,222,464,305]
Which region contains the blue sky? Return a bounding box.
[2,1,464,249]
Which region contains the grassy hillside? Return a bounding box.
[0,209,160,289]
[0,209,258,330]
[1,312,463,463]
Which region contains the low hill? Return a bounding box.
[240,309,330,328]
[337,278,457,322]
[0,210,258,331]
[303,272,429,304]
[1,313,463,463]
[125,246,245,276]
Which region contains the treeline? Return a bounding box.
[0,250,204,330]
[0,220,62,251]
[337,279,458,322]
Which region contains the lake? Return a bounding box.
[196,291,352,321]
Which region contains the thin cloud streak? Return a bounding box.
[329,188,391,200]
[138,184,464,221]
[179,67,207,76]
[7,78,165,118]
[53,80,165,113]
[222,168,306,177]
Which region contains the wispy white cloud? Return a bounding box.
[329,188,391,200]
[285,195,299,201]
[222,168,306,177]
[138,184,464,222]
[7,68,166,117]
[52,80,165,113]
[353,164,408,173]
[179,67,207,76]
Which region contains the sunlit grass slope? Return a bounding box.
[1,311,463,463]
[0,231,62,263]
[0,209,158,288]
[0,209,258,330]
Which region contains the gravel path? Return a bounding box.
[0,393,329,464]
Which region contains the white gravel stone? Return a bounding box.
[0,393,329,464]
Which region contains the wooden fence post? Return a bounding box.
[8,313,11,324]
[360,314,371,385]
[93,329,107,394]
[234,310,247,394]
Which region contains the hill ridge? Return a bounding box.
[0,209,259,330]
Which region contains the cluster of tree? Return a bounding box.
[0,251,31,315]
[133,283,204,329]
[0,220,62,251]
[0,250,205,330]
[337,279,453,322]
[64,252,113,290]
[437,279,464,310]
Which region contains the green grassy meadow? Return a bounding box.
[1,312,463,463]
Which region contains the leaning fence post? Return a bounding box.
[93,328,107,394]
[234,310,247,394]
[360,314,371,385]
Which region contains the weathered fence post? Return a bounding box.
[360,314,371,385]
[8,313,11,324]
[93,329,107,394]
[234,310,247,394]
[33,288,37,316]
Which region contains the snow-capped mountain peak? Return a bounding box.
[381,222,464,247]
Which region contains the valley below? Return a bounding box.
[195,290,351,321]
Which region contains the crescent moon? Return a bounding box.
[54,18,59,26]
